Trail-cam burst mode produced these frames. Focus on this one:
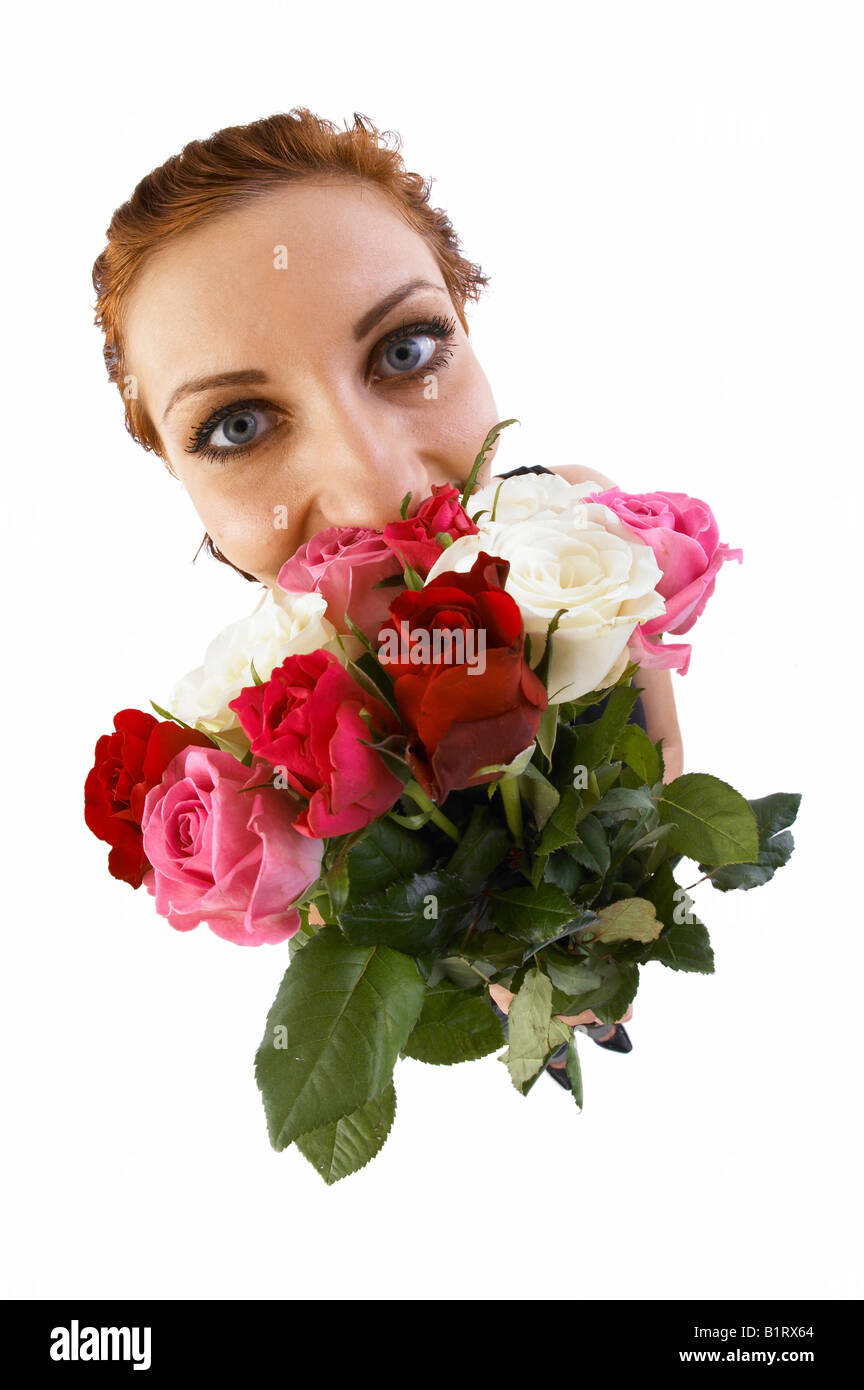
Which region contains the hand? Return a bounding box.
[661,740,684,783]
[488,981,633,1031]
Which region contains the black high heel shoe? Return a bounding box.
[545,1041,572,1088]
[582,1021,633,1054]
[489,1000,632,1091]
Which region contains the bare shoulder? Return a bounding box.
[546,463,618,490]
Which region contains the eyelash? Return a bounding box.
[374,313,457,380]
[185,314,459,463]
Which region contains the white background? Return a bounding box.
[2,0,861,1301]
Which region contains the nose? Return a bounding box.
[295,395,455,539]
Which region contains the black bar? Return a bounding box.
[0,1298,856,1375]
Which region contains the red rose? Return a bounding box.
[382,483,478,577]
[229,649,404,838]
[84,710,213,888]
[377,552,547,803]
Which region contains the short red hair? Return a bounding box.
[92,107,490,458]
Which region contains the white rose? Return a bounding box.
[167,589,342,734]
[467,471,598,526]
[426,502,664,703]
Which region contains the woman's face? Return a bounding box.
[123,180,500,585]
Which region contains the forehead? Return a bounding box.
[123,180,444,412]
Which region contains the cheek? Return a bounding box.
[414,349,497,454]
[183,472,306,584]
[447,349,496,420]
[432,355,500,481]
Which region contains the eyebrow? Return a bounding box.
[161,278,448,423]
[162,369,270,423]
[351,277,447,340]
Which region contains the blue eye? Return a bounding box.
[210,408,267,448]
[187,401,282,461]
[373,315,458,381]
[377,333,440,377]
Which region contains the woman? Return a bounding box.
[91,108,683,1078]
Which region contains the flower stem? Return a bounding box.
[403,780,460,841]
[498,774,524,847]
[683,874,709,891]
[459,893,490,953]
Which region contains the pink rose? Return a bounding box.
[277,526,403,641]
[587,488,743,673]
[382,483,478,577]
[229,649,403,838]
[141,746,322,946]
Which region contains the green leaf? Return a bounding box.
[561,661,642,716]
[701,791,801,891]
[209,729,254,757]
[624,821,675,858]
[658,773,759,866]
[488,478,506,523]
[549,957,640,1025]
[433,956,491,989]
[401,982,506,1064]
[543,849,587,895]
[323,858,350,916]
[489,882,577,942]
[519,762,562,833]
[287,919,318,960]
[574,814,611,878]
[249,659,264,687]
[542,956,603,995]
[372,572,408,590]
[613,723,661,785]
[536,704,559,766]
[562,685,640,772]
[593,761,622,798]
[565,1036,584,1110]
[463,930,529,969]
[606,808,653,871]
[501,967,571,1093]
[532,608,568,688]
[399,491,413,519]
[345,817,437,899]
[339,871,475,954]
[365,743,414,786]
[255,928,425,1149]
[592,897,662,944]
[536,785,584,854]
[294,1082,397,1185]
[445,806,510,892]
[459,418,519,507]
[520,908,598,962]
[641,861,715,973]
[593,786,657,824]
[646,919,714,973]
[351,650,399,714]
[343,612,380,659]
[391,549,425,590]
[749,790,801,841]
[475,743,537,779]
[149,700,195,731]
[608,880,637,899]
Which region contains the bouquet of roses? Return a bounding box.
[85,421,800,1184]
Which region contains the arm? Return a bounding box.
[635,659,684,782]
